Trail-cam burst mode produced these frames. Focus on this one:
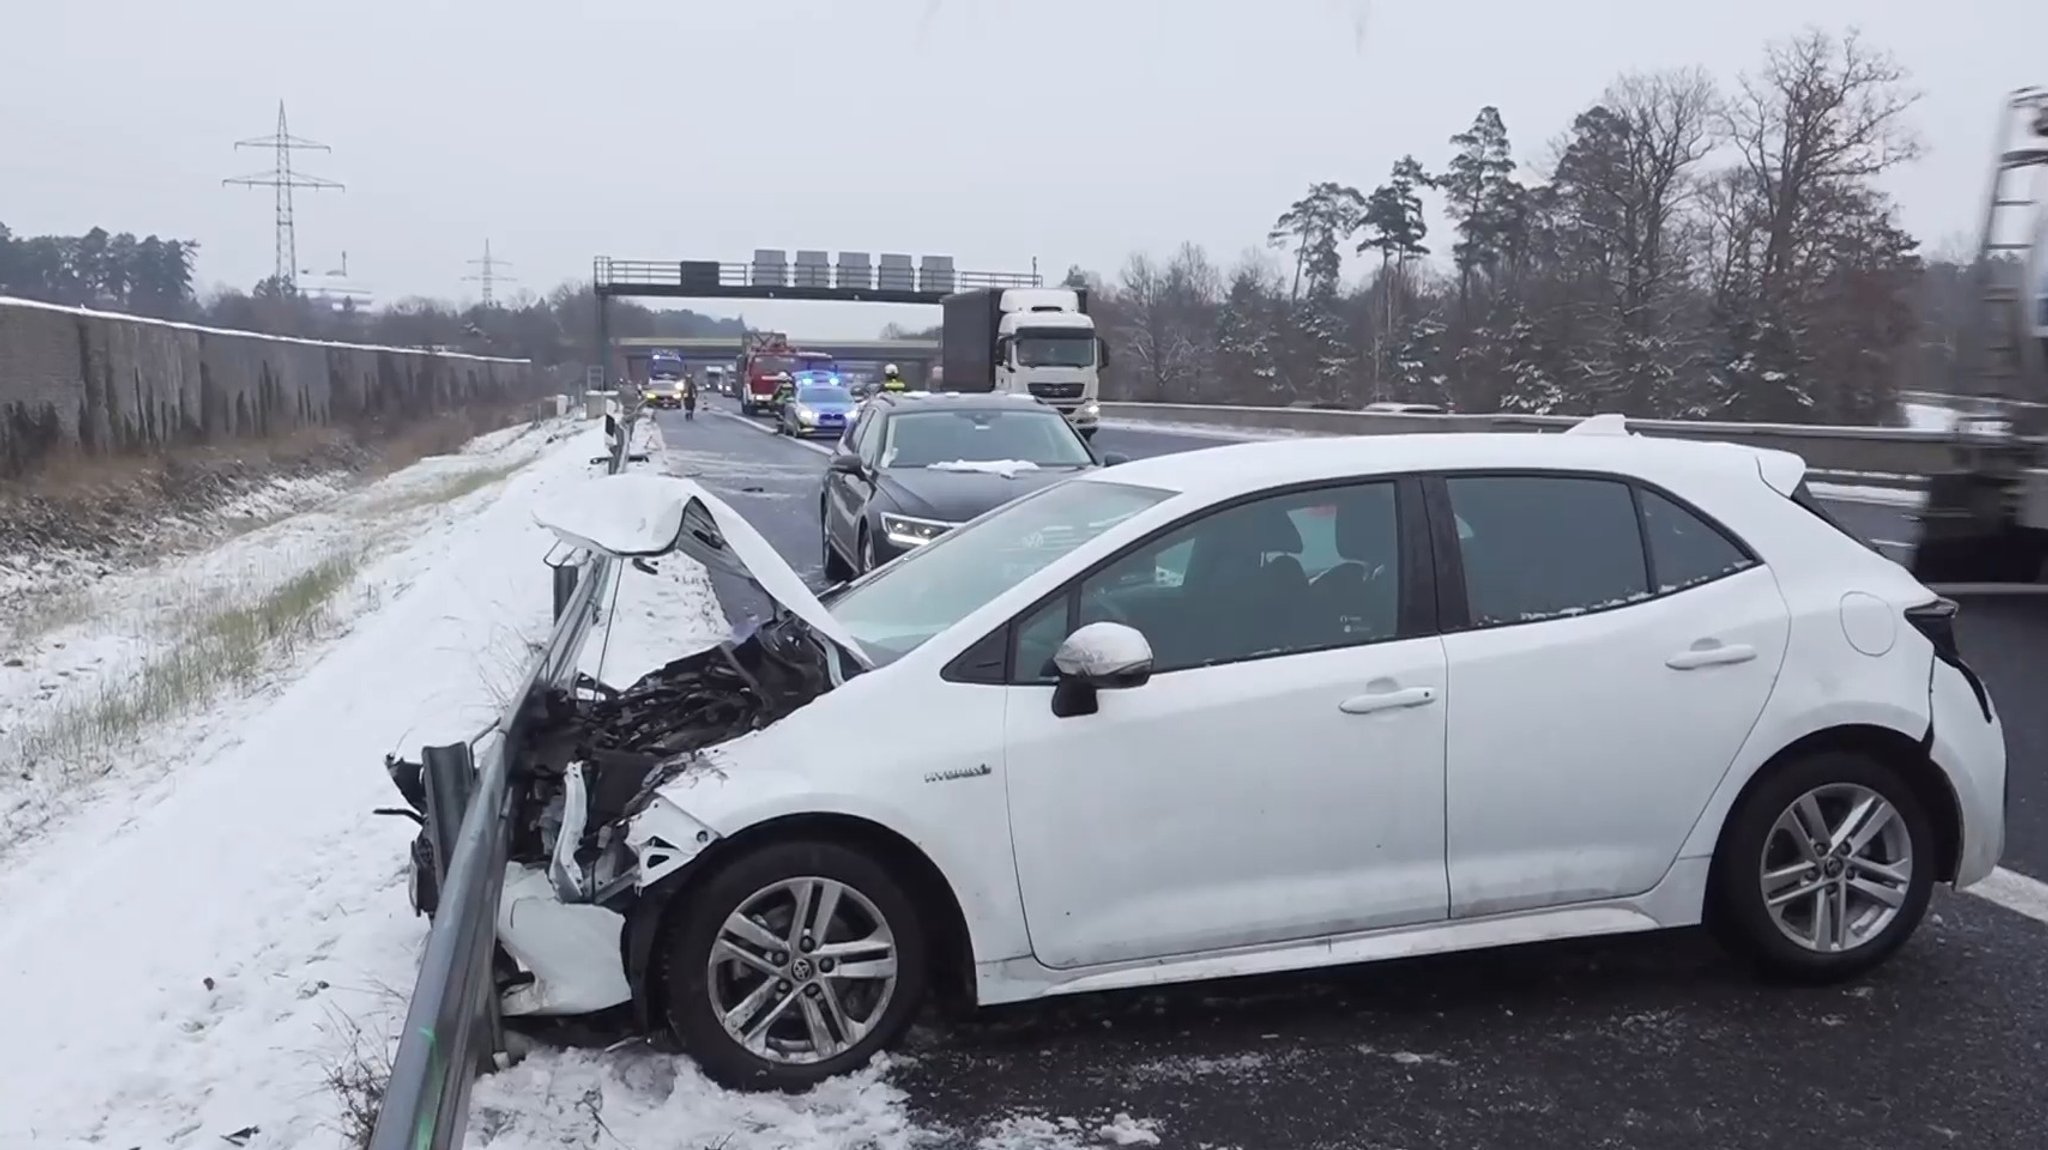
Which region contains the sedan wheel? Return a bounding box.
[1711,750,1933,983]
[859,526,877,573]
[660,841,925,1090]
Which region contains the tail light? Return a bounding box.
[1906,597,1991,721]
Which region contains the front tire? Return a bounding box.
[1710,750,1935,984]
[658,841,926,1091]
[858,523,878,573]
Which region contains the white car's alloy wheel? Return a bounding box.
[1759,783,1914,954]
[707,877,900,1064]
[661,841,927,1090]
[1711,750,1933,982]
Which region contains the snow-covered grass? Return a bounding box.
[0,419,610,1148]
[0,418,578,855]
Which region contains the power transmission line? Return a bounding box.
[223,101,343,290]
[463,239,516,307]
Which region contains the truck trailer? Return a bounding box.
[940,287,1108,438]
[1908,87,2048,585]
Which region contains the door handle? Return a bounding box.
[1339,686,1437,714]
[1666,642,1757,670]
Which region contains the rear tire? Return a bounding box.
[657,841,927,1091]
[1710,750,1935,984]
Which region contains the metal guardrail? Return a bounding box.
[367,399,642,1150]
[1096,402,1961,491]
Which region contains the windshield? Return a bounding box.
[753,355,794,375]
[798,383,852,405]
[796,354,837,373]
[1015,330,1096,368]
[827,479,1172,665]
[881,409,1095,468]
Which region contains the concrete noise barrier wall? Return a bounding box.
[0,296,536,479]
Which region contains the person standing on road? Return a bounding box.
[682,376,698,421]
[881,363,907,392]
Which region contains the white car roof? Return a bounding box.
[1084,429,1804,499]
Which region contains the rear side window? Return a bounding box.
[1446,476,1649,625]
[1790,480,1878,552]
[1639,489,1757,592]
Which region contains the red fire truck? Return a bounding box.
[740,332,798,417]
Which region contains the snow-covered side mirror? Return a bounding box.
[1050,623,1153,718]
[532,472,690,558]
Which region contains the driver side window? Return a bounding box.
[854,412,885,466]
[1007,480,1406,681]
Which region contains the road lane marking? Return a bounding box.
[1971,868,2048,924]
[708,408,833,456]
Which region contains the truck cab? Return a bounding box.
[942,287,1107,438]
[997,306,1100,432]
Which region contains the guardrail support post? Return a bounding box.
[552,564,578,622]
[420,743,476,895]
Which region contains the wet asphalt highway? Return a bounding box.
[652,401,2048,1150]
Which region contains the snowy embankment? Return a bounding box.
[0,416,1026,1150]
[0,417,617,1148]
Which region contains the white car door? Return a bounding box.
[1434,474,1790,918]
[1001,479,1452,970]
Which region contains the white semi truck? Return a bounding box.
[1910,87,2048,584]
[939,287,1108,439]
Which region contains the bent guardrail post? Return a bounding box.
[551,564,579,622]
[368,411,638,1150]
[419,743,475,899]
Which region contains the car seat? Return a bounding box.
[1307,495,1399,641]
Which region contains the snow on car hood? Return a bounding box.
[533,472,874,669]
[926,459,1042,479]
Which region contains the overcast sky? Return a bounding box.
[3,0,2041,338]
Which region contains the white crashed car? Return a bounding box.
[411,417,2004,1091]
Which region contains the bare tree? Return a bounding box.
[1722,28,1922,305]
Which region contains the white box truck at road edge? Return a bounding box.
[939,287,1108,439]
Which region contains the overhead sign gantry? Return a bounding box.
[590,249,1041,382]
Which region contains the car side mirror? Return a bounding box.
[828,451,864,475]
[1097,337,1111,367]
[1049,622,1154,718]
[1100,451,1130,467]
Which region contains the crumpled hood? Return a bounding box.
[533,472,874,669]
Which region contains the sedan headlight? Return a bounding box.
[1080,400,1100,416]
[880,511,954,548]
[796,406,817,425]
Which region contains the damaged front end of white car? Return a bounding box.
[379,474,874,1025]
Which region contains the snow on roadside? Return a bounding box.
[0,417,574,855]
[0,420,609,1150]
[1901,401,1960,432]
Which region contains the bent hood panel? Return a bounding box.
[534,472,874,668]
